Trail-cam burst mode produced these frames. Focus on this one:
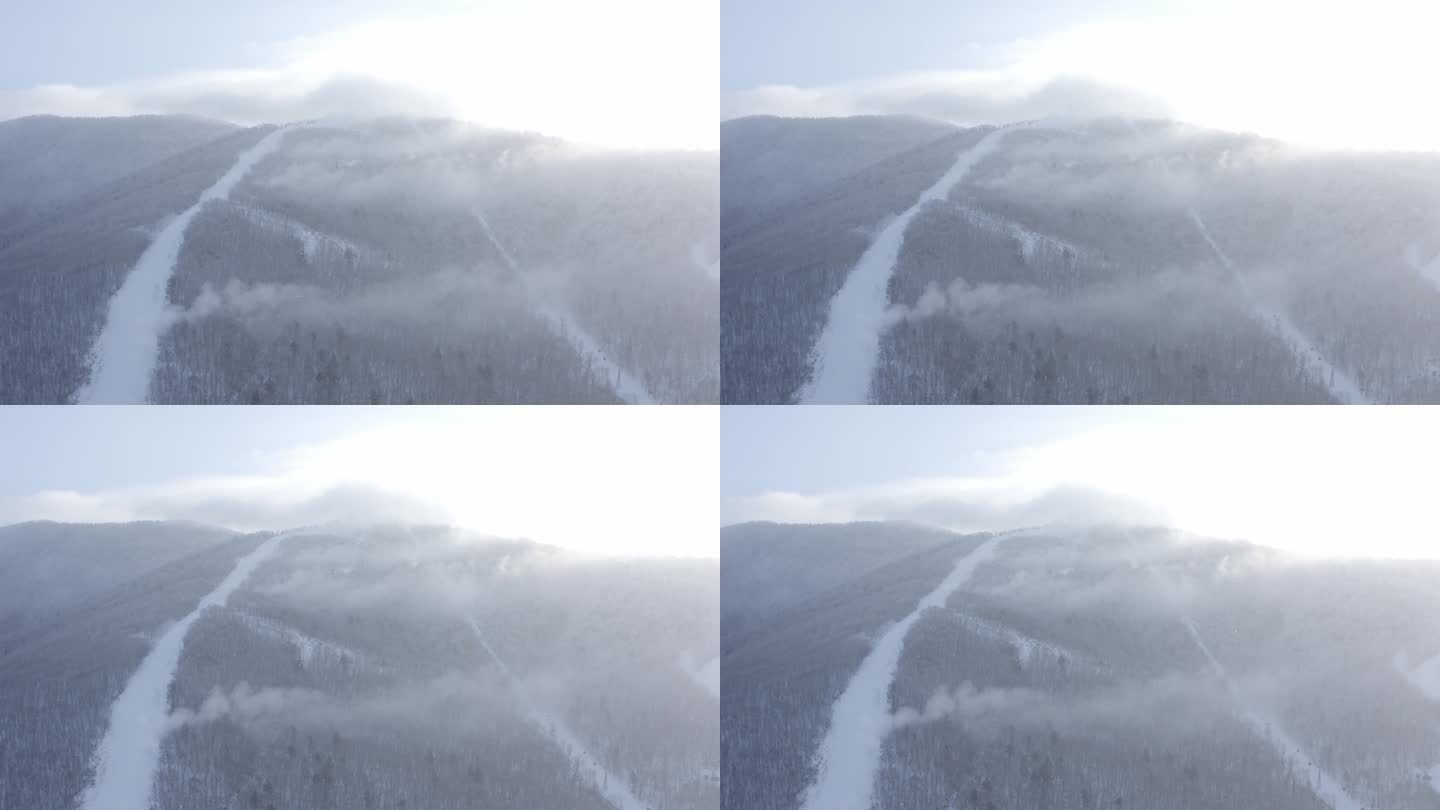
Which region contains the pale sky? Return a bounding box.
[0,406,718,558]
[723,0,1440,153]
[724,406,1440,561]
[0,0,717,150]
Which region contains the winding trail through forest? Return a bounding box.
[799,125,1027,404]
[472,208,656,404]
[1187,210,1370,404]
[1179,616,1364,810]
[75,125,301,404]
[798,533,1007,810]
[78,532,290,810]
[1118,119,1367,404]
[466,618,652,810]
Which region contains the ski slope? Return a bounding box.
[799,125,1023,404]
[472,208,656,404]
[1187,211,1370,404]
[798,534,1007,810]
[74,126,300,404]
[234,609,374,672]
[466,618,652,810]
[946,608,1103,675]
[1180,616,1364,810]
[78,532,290,810]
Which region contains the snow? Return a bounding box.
[1180,616,1365,810]
[1406,244,1440,293]
[799,125,1026,404]
[798,534,1007,810]
[78,532,290,810]
[1187,210,1371,404]
[235,610,373,672]
[690,241,720,282]
[229,202,374,268]
[949,203,1103,272]
[467,618,653,810]
[74,126,301,404]
[1394,650,1440,701]
[947,609,1102,674]
[678,653,720,699]
[472,207,656,404]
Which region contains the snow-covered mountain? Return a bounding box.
[0,521,718,810]
[721,521,1440,810]
[721,115,1440,404]
[0,115,718,404]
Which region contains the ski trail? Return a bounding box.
[78,532,291,810]
[234,610,374,672]
[471,208,656,404]
[1187,210,1369,404]
[799,126,1024,404]
[946,608,1104,675]
[75,126,301,404]
[799,534,1007,810]
[466,618,652,810]
[1179,616,1365,810]
[1121,118,1366,404]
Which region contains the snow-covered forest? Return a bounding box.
[0,115,718,404]
[722,521,1440,810]
[0,521,718,810]
[721,115,1440,403]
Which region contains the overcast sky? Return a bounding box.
[0,0,716,149]
[723,0,1440,152]
[724,406,1440,560]
[0,406,717,558]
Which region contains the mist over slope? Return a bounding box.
[0,115,718,404]
[0,521,718,810]
[721,115,1440,404]
[0,115,239,219]
[721,521,1440,810]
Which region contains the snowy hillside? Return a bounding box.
[0,115,718,404]
[0,522,718,810]
[721,521,1440,810]
[721,115,1440,403]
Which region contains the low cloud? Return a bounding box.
[0,480,449,534]
[0,74,452,127]
[723,480,1164,533]
[890,672,1228,738]
[724,75,1169,129]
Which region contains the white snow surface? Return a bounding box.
[230,202,375,267]
[235,610,373,672]
[1187,210,1370,404]
[472,208,655,404]
[74,126,300,404]
[467,618,653,810]
[798,533,1007,810]
[78,532,291,810]
[947,609,1102,674]
[678,653,720,699]
[1180,616,1365,810]
[1407,244,1440,292]
[1395,650,1440,701]
[799,125,1025,404]
[690,241,720,282]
